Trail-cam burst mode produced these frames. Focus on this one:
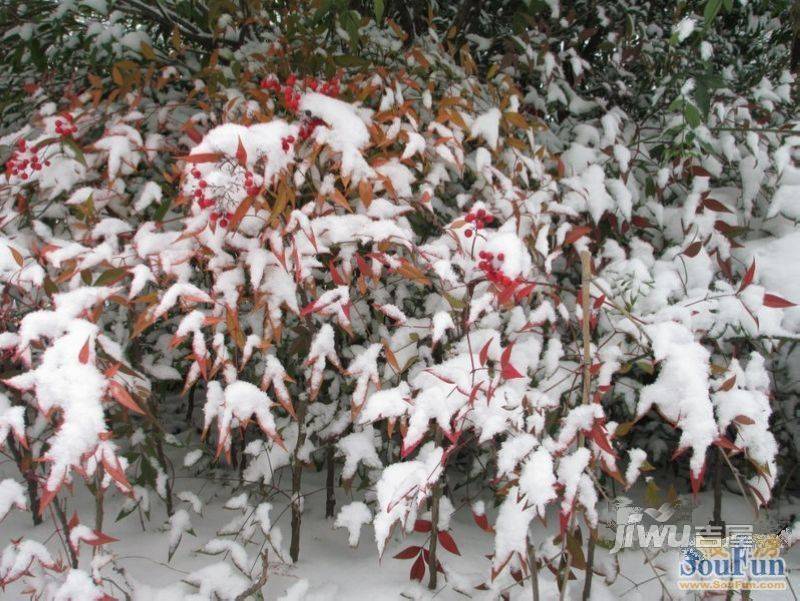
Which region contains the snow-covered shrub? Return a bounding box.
[1,0,799,598]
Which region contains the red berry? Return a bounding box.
[220,219,229,228]
[485,214,494,224]
[465,213,475,222]
[199,180,207,188]
[497,253,504,261]
[465,229,473,238]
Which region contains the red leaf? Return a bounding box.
[690,463,706,496]
[413,519,431,533]
[410,554,425,581]
[763,293,796,308]
[86,530,119,546]
[328,260,346,286]
[183,124,203,143]
[702,197,733,213]
[38,486,60,516]
[300,300,317,316]
[79,339,91,364]
[394,545,421,560]
[683,241,702,258]
[478,338,492,367]
[472,510,493,533]
[236,137,247,167]
[590,421,617,456]
[501,363,524,380]
[355,254,373,280]
[738,259,755,292]
[564,225,592,245]
[733,414,755,425]
[108,381,146,415]
[714,436,738,451]
[437,531,461,555]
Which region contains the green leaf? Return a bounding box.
[374,0,384,22]
[704,0,723,24]
[62,137,87,167]
[684,102,702,128]
[694,79,710,119]
[94,267,127,287]
[154,194,172,221]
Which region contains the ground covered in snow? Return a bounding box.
[1,454,798,600]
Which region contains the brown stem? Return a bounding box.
[54,499,79,569]
[8,437,41,526]
[235,550,269,601]
[528,538,540,601]
[579,250,596,601]
[289,395,308,563]
[154,433,174,517]
[325,445,336,519]
[427,426,443,590]
[581,529,596,601]
[712,446,724,528]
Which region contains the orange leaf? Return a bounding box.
[79,339,91,364]
[564,225,592,245]
[108,381,146,415]
[182,152,222,164]
[227,196,253,232]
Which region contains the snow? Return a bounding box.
[673,17,696,42]
[337,429,382,480]
[4,318,117,493]
[470,108,501,150]
[0,480,26,521]
[334,501,372,547]
[637,322,717,477]
[519,447,557,517]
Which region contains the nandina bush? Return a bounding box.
[1,0,800,599]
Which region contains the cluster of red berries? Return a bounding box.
[4,139,49,180]
[189,169,216,207]
[463,208,495,238]
[477,250,517,287]
[259,73,342,112]
[281,135,295,152]
[298,117,325,142]
[54,114,77,137]
[243,170,260,197]
[210,210,233,229]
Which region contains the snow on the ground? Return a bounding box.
[1,453,798,600]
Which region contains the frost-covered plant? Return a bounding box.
[1,0,799,598]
